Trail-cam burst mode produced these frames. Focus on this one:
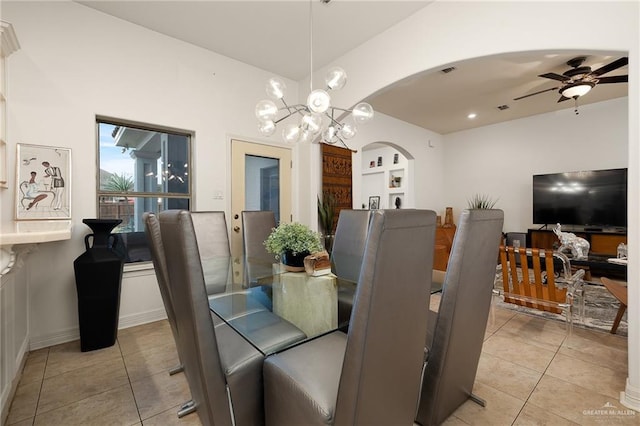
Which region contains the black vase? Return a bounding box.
[73,219,125,352]
[281,250,310,272]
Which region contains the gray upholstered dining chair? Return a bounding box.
[191,211,271,322]
[191,211,233,295]
[143,212,184,376]
[157,209,265,426]
[264,209,437,426]
[415,209,504,426]
[241,210,278,287]
[190,211,305,351]
[330,209,371,325]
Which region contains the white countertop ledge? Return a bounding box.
[0,220,73,246]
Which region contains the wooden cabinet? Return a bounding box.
[528,228,627,256]
[590,234,627,255]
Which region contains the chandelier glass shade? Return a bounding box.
[255,69,374,147]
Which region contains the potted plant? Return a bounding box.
[264,222,324,271]
[317,192,337,252]
[467,194,498,209]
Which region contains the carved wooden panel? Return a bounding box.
[321,144,352,232]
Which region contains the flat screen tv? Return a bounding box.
[533,168,627,228]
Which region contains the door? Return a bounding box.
[231,139,292,281]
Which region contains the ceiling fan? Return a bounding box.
[514,56,628,103]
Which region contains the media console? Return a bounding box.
[527,228,627,280]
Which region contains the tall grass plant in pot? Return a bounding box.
[317,192,337,253]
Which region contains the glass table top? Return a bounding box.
[204,257,440,355]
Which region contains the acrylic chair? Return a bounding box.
[264,209,437,426]
[416,209,504,426]
[330,209,371,325]
[498,245,585,335]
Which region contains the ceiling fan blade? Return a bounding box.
[597,75,628,84]
[591,57,628,76]
[538,72,568,82]
[557,95,570,103]
[513,86,559,101]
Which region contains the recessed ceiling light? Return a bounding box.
[467,113,477,119]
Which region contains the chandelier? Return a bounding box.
[254,0,374,149]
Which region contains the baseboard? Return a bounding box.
[1,336,29,425]
[118,308,167,331]
[29,308,168,350]
[621,378,640,411]
[29,327,79,351]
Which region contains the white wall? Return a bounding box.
[349,112,445,212]
[444,97,628,232]
[1,1,299,347]
[3,1,639,402]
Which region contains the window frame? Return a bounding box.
[95,115,194,263]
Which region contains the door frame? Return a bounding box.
[230,139,292,279]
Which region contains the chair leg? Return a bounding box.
[611,304,627,334]
[177,400,196,418]
[469,393,486,407]
[562,297,574,347]
[169,364,184,375]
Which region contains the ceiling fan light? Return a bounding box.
[560,82,594,99]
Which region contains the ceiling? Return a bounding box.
[76,1,629,135]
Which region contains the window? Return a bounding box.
[97,117,192,263]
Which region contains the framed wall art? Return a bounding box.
[15,143,71,220]
[368,196,380,210]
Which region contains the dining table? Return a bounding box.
[203,256,441,356]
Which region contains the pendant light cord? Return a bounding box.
[309,0,313,93]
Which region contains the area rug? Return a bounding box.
[493,273,627,337]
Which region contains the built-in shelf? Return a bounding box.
[0,220,73,246]
[362,168,384,176]
[361,147,410,209]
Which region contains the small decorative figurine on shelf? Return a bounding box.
[377,156,382,166]
[395,197,401,209]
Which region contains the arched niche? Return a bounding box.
[355,141,415,210]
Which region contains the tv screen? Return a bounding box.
[533,168,627,228]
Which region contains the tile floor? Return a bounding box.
[5,297,637,426]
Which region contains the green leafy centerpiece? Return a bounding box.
[265,222,324,271]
